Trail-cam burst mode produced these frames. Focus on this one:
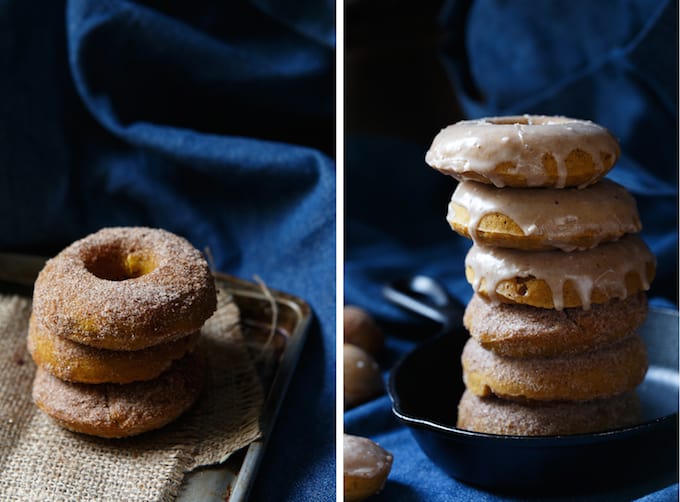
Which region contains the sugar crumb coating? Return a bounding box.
[461,334,648,402]
[32,351,205,438]
[464,293,648,358]
[27,313,200,384]
[457,389,641,436]
[31,227,217,351]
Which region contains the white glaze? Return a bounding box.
[465,234,654,310]
[426,115,619,188]
[448,179,641,250]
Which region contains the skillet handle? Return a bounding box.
[382,275,465,332]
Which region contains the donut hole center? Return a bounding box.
[487,116,570,126]
[85,247,157,281]
[488,116,532,126]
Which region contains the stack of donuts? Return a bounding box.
[28,227,217,438]
[425,115,656,435]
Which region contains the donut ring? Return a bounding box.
[32,351,205,438]
[448,179,641,251]
[32,227,217,351]
[425,115,620,188]
[465,234,655,310]
[457,389,642,436]
[27,315,200,384]
[463,293,648,358]
[461,335,648,402]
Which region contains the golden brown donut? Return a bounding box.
[32,227,217,351]
[463,293,648,358]
[343,434,393,501]
[425,115,619,188]
[344,305,384,354]
[465,234,656,310]
[448,179,641,251]
[32,352,205,438]
[27,315,200,384]
[462,335,648,402]
[344,343,384,409]
[457,389,642,436]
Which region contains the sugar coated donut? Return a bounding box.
[448,179,641,251]
[457,389,641,436]
[425,115,619,188]
[32,351,205,438]
[27,314,200,384]
[465,234,655,310]
[32,227,217,351]
[462,335,648,402]
[463,293,648,358]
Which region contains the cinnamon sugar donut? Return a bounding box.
[27,314,200,384]
[465,234,655,310]
[425,115,619,188]
[32,227,217,351]
[448,179,641,251]
[461,335,648,402]
[32,352,205,438]
[457,389,641,436]
[463,293,648,358]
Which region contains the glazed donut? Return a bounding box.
[465,234,655,310]
[32,351,205,438]
[344,343,384,409]
[457,389,641,436]
[425,115,619,188]
[461,335,648,402]
[343,434,393,501]
[32,227,217,351]
[463,293,648,358]
[27,314,200,384]
[448,179,641,251]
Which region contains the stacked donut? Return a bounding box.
[28,227,217,438]
[426,116,656,435]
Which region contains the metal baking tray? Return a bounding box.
[178,272,311,501]
[0,253,312,501]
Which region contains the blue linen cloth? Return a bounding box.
[345,0,678,500]
[0,0,335,500]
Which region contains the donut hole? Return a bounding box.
[487,116,570,126]
[84,246,157,281]
[488,116,531,125]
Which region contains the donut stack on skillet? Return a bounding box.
[426,116,656,435]
[28,227,217,438]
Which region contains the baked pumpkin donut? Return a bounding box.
[461,335,648,402]
[32,351,205,438]
[457,389,641,436]
[463,293,648,358]
[32,227,217,351]
[343,434,393,501]
[425,115,619,188]
[448,179,641,251]
[465,234,655,310]
[27,315,200,384]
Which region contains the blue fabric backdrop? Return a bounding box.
[345,0,678,500]
[1,0,335,500]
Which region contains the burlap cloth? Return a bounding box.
[0,288,264,501]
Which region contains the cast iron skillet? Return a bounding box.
[384,276,679,493]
